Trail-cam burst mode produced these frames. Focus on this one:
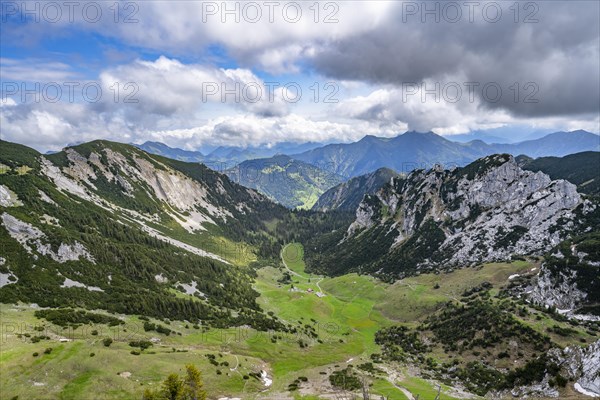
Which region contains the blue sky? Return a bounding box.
[1,1,598,152]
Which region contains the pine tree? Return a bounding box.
[141,388,159,400]
[180,364,207,400]
[161,373,183,400]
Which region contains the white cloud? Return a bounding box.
[97,56,291,119]
[0,58,78,82]
[1,57,597,153]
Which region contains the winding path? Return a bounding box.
[280,245,326,295]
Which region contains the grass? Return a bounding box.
[0,247,586,399]
[371,379,410,400]
[398,376,462,400]
[375,260,537,322]
[15,165,32,175]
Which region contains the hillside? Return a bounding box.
[0,139,289,328]
[312,167,399,212]
[518,151,600,195]
[306,154,598,280]
[224,154,344,209]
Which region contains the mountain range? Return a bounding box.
[1,139,599,400]
[136,130,599,209]
[305,153,599,280]
[135,140,328,166]
[292,130,600,178]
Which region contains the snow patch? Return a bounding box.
[575,383,600,398]
[260,370,272,387]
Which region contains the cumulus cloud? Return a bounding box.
[96,56,291,119]
[310,1,600,118]
[1,1,598,150]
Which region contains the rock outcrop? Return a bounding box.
[1,212,94,264]
[347,155,583,269]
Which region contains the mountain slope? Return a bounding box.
[312,167,399,212]
[225,154,344,209]
[135,141,205,163]
[206,141,327,165]
[0,140,286,329]
[518,151,600,195]
[307,154,597,280]
[497,130,600,158]
[292,130,600,178]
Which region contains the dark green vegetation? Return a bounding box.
[518,151,600,195]
[225,154,344,209]
[34,309,124,328]
[141,364,207,400]
[0,140,285,330]
[1,138,599,399]
[375,283,594,396]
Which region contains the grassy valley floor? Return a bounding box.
[0,244,594,399]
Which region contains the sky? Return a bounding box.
[1,0,599,152]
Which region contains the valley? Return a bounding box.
[0,140,598,399]
[3,3,600,398]
[5,243,593,400]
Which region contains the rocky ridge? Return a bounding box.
[347,154,585,269]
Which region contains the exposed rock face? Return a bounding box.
[1,212,94,264]
[509,374,559,398]
[491,340,600,399]
[551,340,600,398]
[347,155,583,269]
[313,167,399,212]
[41,157,92,200]
[61,277,104,292]
[43,147,232,233]
[0,184,23,207]
[524,265,587,311]
[38,190,56,205]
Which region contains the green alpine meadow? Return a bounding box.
[1,139,599,399]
